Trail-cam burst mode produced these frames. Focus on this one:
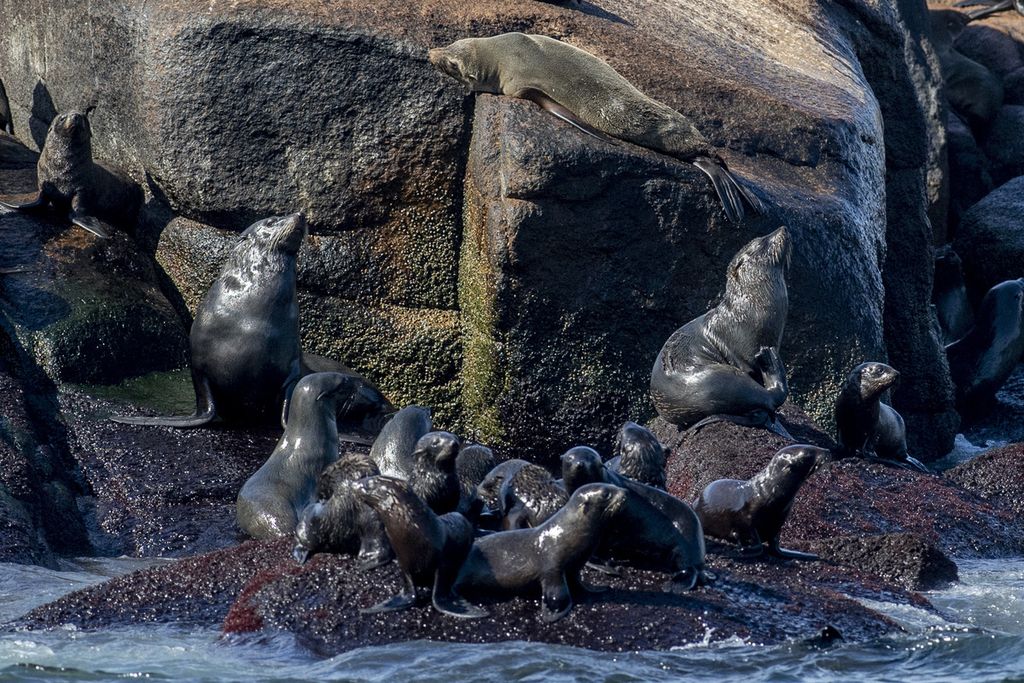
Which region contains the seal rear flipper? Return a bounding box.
[567,571,609,595]
[540,575,573,623]
[903,455,932,474]
[361,592,418,614]
[665,568,699,594]
[0,193,45,211]
[514,87,616,143]
[692,157,745,223]
[687,412,794,440]
[768,540,818,561]
[110,372,216,428]
[966,0,1013,18]
[585,560,622,576]
[68,211,113,239]
[432,572,488,619]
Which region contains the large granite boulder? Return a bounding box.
[0,0,957,462]
[954,175,1024,297]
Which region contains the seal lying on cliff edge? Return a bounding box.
[650,227,792,436]
[834,362,930,473]
[0,109,142,238]
[429,32,765,223]
[111,213,392,433]
[694,444,827,560]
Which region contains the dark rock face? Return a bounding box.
[946,442,1024,514]
[945,112,994,235]
[808,533,959,591]
[954,176,1024,297]
[982,106,1024,183]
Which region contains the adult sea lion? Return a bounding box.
[292,451,392,568]
[454,482,628,622]
[650,227,792,435]
[694,444,827,560]
[111,213,391,431]
[237,373,361,539]
[605,421,667,489]
[498,461,568,529]
[353,475,487,618]
[834,362,930,472]
[929,10,1004,134]
[933,246,974,344]
[946,278,1024,414]
[0,79,12,135]
[429,32,764,223]
[561,446,710,591]
[0,110,142,238]
[368,405,432,479]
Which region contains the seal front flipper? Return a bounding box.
[68,211,113,239]
[515,87,616,143]
[539,574,573,623]
[111,372,217,427]
[0,193,45,211]
[768,540,818,561]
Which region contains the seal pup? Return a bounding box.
[650,227,792,435]
[605,421,667,489]
[946,279,1024,414]
[561,446,710,591]
[111,213,391,430]
[368,405,432,479]
[0,109,142,238]
[834,362,930,473]
[292,452,393,568]
[929,10,1004,134]
[409,431,477,516]
[353,475,488,619]
[498,461,568,529]
[933,246,974,344]
[429,33,764,223]
[477,458,530,509]
[0,79,12,135]
[454,482,628,622]
[694,444,827,560]
[456,443,497,503]
[237,372,361,539]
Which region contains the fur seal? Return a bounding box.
[429,33,764,223]
[477,458,529,509]
[454,482,628,622]
[933,246,974,344]
[946,279,1024,414]
[292,451,392,568]
[605,421,667,489]
[835,362,930,472]
[111,213,391,430]
[650,227,792,435]
[0,110,142,238]
[353,475,488,618]
[0,79,12,136]
[956,0,1024,20]
[237,372,361,539]
[368,405,432,479]
[456,443,497,502]
[409,431,477,516]
[498,461,568,529]
[694,444,827,560]
[929,10,1004,134]
[561,446,711,590]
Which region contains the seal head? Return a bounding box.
[607,421,667,489]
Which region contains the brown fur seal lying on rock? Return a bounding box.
[0,109,142,238]
[695,445,827,560]
[429,32,764,223]
[834,362,930,473]
[650,227,792,436]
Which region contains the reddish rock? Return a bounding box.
[946,442,1024,514]
[808,532,959,591]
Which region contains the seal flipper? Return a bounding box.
[0,193,45,211]
[111,371,217,427]
[69,210,113,239]
[515,87,616,143]
[687,413,794,441]
[768,539,818,561]
[965,0,1014,18]
[432,568,489,619]
[539,573,573,623]
[362,572,419,614]
[692,157,765,223]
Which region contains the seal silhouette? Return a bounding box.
[929,10,1003,134]
[650,227,792,435]
[0,110,142,238]
[429,32,764,223]
[933,246,974,344]
[605,421,667,489]
[946,279,1024,414]
[694,444,827,560]
[561,446,711,591]
[111,213,391,430]
[454,482,628,622]
[835,362,930,472]
[237,372,362,539]
[368,405,432,479]
[353,475,488,619]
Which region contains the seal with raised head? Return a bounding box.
[368,405,432,479]
[929,10,1004,134]
[0,78,12,136]
[835,362,929,472]
[429,33,764,223]
[605,421,667,489]
[694,444,827,560]
[0,110,142,238]
[946,278,1024,414]
[353,475,488,619]
[237,372,361,539]
[650,227,792,435]
[498,461,568,529]
[933,246,974,344]
[111,213,391,430]
[409,431,478,517]
[561,446,710,591]
[454,482,628,622]
[292,451,392,568]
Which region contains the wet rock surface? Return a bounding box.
[807,533,959,591]
[946,442,1024,514]
[954,175,1024,298]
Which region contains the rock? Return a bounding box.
[982,106,1024,184]
[946,443,1024,514]
[945,112,993,235]
[808,533,958,591]
[954,175,1024,297]
[1006,67,1024,105]
[0,0,957,460]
